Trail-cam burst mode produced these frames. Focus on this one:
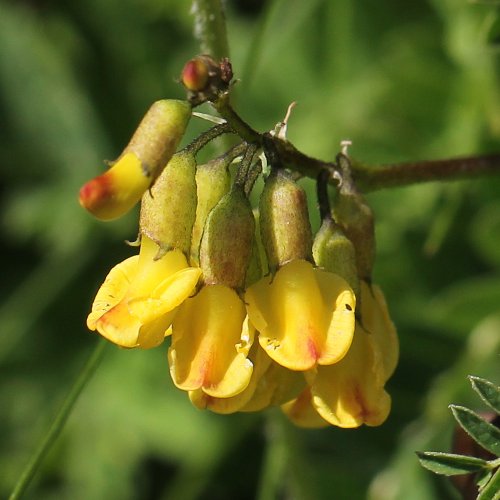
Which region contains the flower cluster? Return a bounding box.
[80,66,398,429]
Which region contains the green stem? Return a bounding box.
[9,339,108,500]
[209,91,500,190]
[184,122,232,155]
[212,93,262,144]
[191,0,230,60]
[352,153,500,192]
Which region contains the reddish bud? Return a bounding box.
[181,57,210,92]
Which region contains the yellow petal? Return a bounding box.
[128,267,201,323]
[246,260,355,371]
[315,268,356,365]
[87,256,139,330]
[241,360,307,412]
[79,153,151,221]
[360,281,399,381]
[281,388,330,429]
[169,285,253,398]
[310,323,392,428]
[132,242,188,296]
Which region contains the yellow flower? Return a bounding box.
[87,235,201,348]
[283,281,399,428]
[245,259,356,371]
[188,340,306,414]
[168,285,253,398]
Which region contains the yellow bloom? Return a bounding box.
[285,281,399,428]
[281,388,329,428]
[245,259,356,371]
[87,236,201,348]
[168,285,253,398]
[188,340,306,414]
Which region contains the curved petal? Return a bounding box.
[87,256,139,330]
[169,285,253,398]
[360,281,399,381]
[281,388,330,428]
[310,324,392,428]
[128,267,201,323]
[94,301,142,348]
[246,260,355,371]
[314,269,356,365]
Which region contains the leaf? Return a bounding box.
[477,467,500,500]
[450,405,500,457]
[470,376,500,415]
[416,451,488,476]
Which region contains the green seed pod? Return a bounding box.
[122,99,191,180]
[190,156,232,266]
[259,169,312,273]
[313,217,360,299]
[199,187,255,290]
[140,151,197,258]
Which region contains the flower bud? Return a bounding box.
[79,153,150,221]
[259,169,312,272]
[79,99,191,221]
[190,155,232,265]
[313,217,360,299]
[140,150,197,258]
[199,187,255,289]
[181,57,210,92]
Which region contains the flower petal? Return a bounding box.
[246,260,355,371]
[281,388,330,428]
[87,256,138,330]
[360,281,399,381]
[309,323,392,428]
[128,267,201,323]
[169,285,253,398]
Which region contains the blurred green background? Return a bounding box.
[1,0,500,498]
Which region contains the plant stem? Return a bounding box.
[351,153,500,192]
[9,339,107,500]
[210,90,500,190]
[184,122,232,155]
[191,0,230,60]
[212,93,262,144]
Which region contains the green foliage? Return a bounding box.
[1,0,500,499]
[417,376,500,498]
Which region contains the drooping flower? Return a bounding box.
[169,287,253,398]
[87,149,201,348]
[282,281,399,428]
[245,259,356,371]
[169,184,257,399]
[246,168,356,372]
[87,235,201,348]
[188,334,306,414]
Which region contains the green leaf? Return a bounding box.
[470,376,500,415]
[477,467,500,500]
[450,405,500,456]
[477,468,494,490]
[416,451,488,476]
